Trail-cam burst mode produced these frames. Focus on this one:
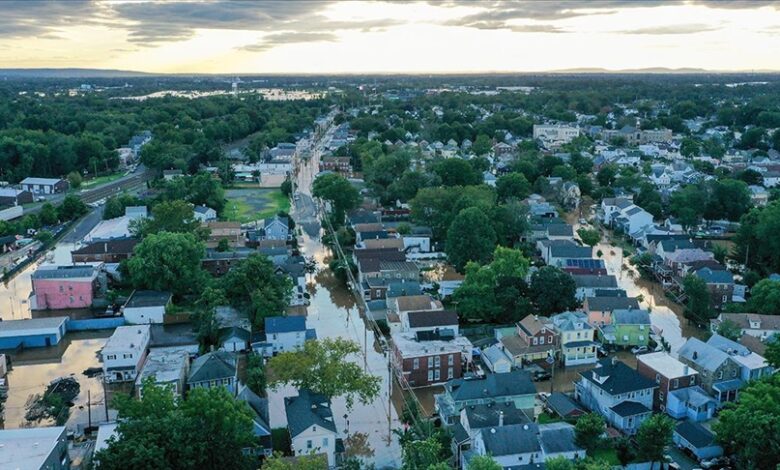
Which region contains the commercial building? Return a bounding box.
[0,426,70,470]
[19,177,68,194]
[0,316,68,349]
[392,330,473,388]
[30,264,102,310]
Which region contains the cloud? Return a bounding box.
[618,23,720,35]
[241,31,339,52]
[0,0,110,39]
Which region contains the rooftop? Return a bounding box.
[675,421,717,449]
[392,331,472,358]
[447,370,536,402]
[0,426,66,469]
[32,264,98,280]
[285,389,337,437]
[395,295,439,312]
[20,177,63,185]
[480,423,540,456]
[188,351,237,383]
[406,310,458,328]
[125,290,172,309]
[678,337,732,372]
[579,358,657,395]
[265,316,306,334]
[103,325,150,352]
[0,316,68,335]
[136,349,189,385]
[637,352,697,379]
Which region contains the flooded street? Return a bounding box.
[596,242,703,353]
[267,228,403,468]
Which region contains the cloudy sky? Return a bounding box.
[2,0,779,73]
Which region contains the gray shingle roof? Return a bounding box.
[573,274,618,289]
[678,337,731,372]
[464,403,530,429]
[32,265,96,280]
[585,297,640,312]
[675,421,717,449]
[610,401,651,417]
[579,359,657,395]
[480,423,540,456]
[407,310,458,328]
[188,351,236,383]
[285,389,337,437]
[612,309,651,325]
[448,371,536,402]
[539,422,582,455]
[125,290,172,309]
[550,245,593,259]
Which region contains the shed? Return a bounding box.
[673,421,723,461]
[481,345,513,374]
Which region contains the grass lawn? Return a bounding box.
[592,447,621,466]
[537,412,562,424]
[223,188,290,224]
[81,172,125,188]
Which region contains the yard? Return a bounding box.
[80,171,126,189]
[223,188,290,224]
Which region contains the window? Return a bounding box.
[548,336,553,343]
[428,370,434,382]
[731,369,737,378]
[448,355,454,366]
[672,379,679,388]
[307,440,313,449]
[323,438,328,447]
[533,337,538,345]
[123,353,133,359]
[427,357,433,368]
[106,354,116,360]
[539,336,545,345]
[655,374,661,383]
[639,325,645,330]
[413,358,419,370]
[448,367,454,379]
[434,356,441,367]
[690,375,696,385]
[434,370,440,381]
[59,286,64,292]
[722,295,728,303]
[718,371,723,380]
[312,426,316,432]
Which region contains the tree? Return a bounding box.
[401,437,441,470]
[312,173,360,222]
[765,334,780,368]
[669,185,707,231]
[95,380,256,470]
[746,279,780,314]
[223,254,292,329]
[714,374,780,470]
[446,207,497,272]
[67,171,83,189]
[596,165,617,187]
[496,173,531,202]
[705,179,751,222]
[267,338,380,409]
[545,456,575,470]
[635,414,673,470]
[38,202,58,225]
[680,137,701,158]
[472,134,492,156]
[127,232,206,299]
[433,158,482,187]
[716,318,743,341]
[614,436,636,467]
[529,267,579,315]
[134,200,203,238]
[58,194,88,221]
[280,178,293,197]
[467,455,502,470]
[682,275,713,326]
[577,228,601,247]
[261,453,328,470]
[192,286,226,352]
[575,413,605,456]
[34,229,53,244]
[245,353,266,396]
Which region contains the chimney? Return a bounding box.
[498,410,504,427]
[692,351,698,360]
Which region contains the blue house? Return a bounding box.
[667,386,717,422]
[0,317,68,349]
[673,421,723,461]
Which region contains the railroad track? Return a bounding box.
[79,171,153,204]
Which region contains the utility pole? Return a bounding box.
[101,376,109,421]
[87,389,92,431]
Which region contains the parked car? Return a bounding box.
[631,345,649,355]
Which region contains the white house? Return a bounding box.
[286,389,342,468]
[187,351,238,395]
[102,325,151,383]
[262,216,290,241]
[122,290,172,324]
[193,205,217,222]
[135,348,189,398]
[470,422,585,469]
[219,326,250,352]
[256,316,316,357]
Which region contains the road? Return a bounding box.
[269,113,403,468]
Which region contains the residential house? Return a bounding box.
[598,309,651,348]
[636,352,714,421]
[30,264,102,310]
[262,215,290,241]
[451,402,530,462]
[391,330,473,388]
[122,290,172,324]
[193,205,217,222]
[694,267,734,308]
[19,177,68,194]
[499,315,559,366]
[202,247,256,276]
[187,351,239,395]
[706,334,773,381]
[540,240,593,267]
[135,348,189,398]
[219,326,250,352]
[71,239,138,263]
[320,156,352,173]
[710,313,780,341]
[237,385,273,458]
[584,296,640,327]
[435,371,536,425]
[102,325,151,383]
[388,294,442,324]
[673,421,723,461]
[256,316,316,357]
[285,389,343,468]
[575,358,657,435]
[562,258,608,276]
[677,338,743,406]
[544,392,586,421]
[551,311,598,366]
[572,274,619,300]
[469,422,585,470]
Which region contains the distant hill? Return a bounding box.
[0,68,153,78]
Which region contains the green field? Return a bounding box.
[223,188,290,223]
[80,172,126,188]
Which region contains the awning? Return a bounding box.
[713,379,744,393]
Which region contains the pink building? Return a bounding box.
[31,264,102,310]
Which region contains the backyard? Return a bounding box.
[223,188,290,224]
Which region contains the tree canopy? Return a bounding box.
[127,231,207,299]
[446,207,497,272]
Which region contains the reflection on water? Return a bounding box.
[2,331,113,430]
[114,88,325,101]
